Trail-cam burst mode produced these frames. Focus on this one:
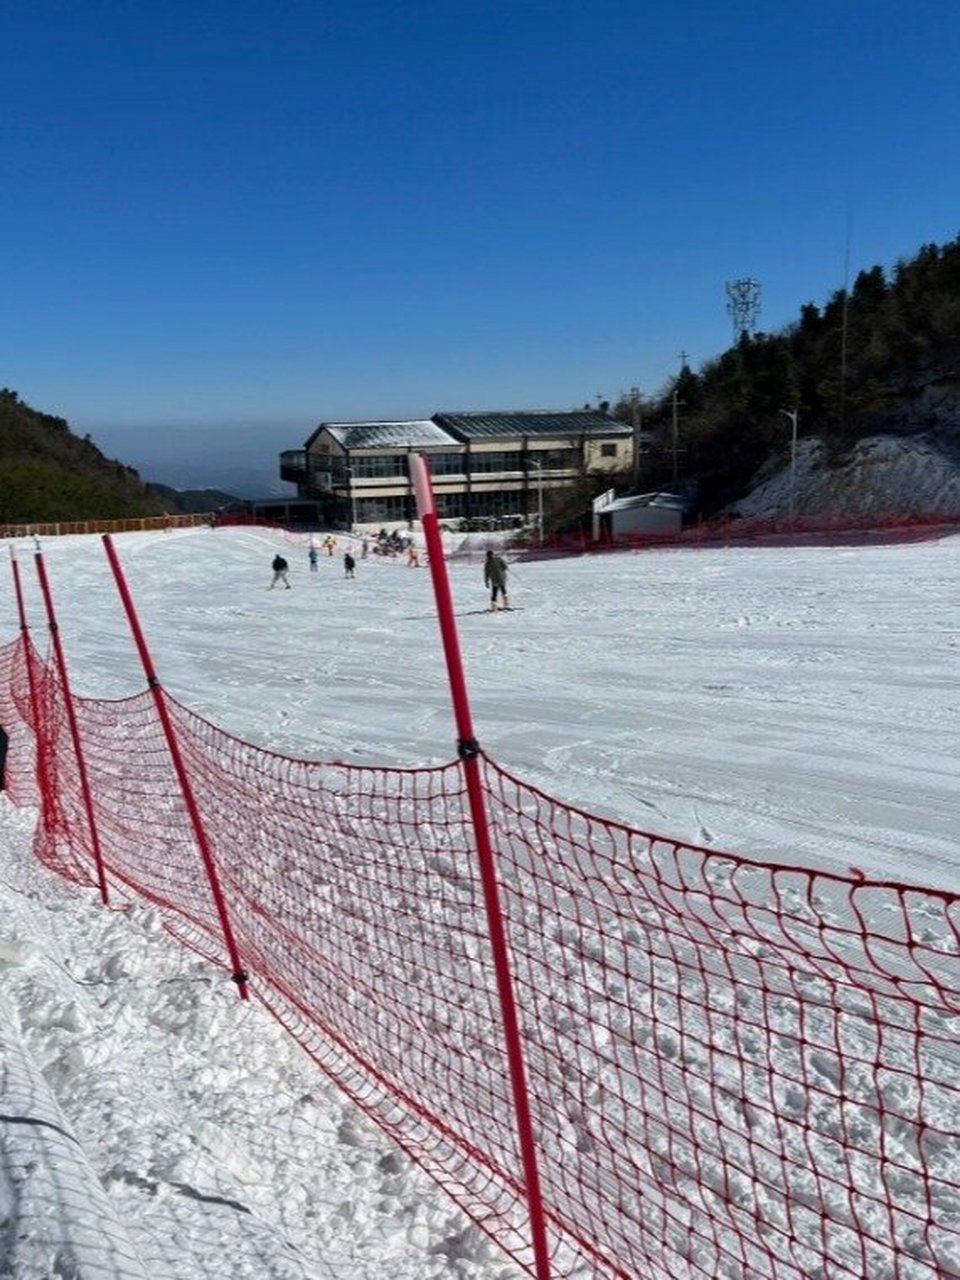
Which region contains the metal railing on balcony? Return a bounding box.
[279,450,307,484]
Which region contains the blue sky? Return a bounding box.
[2,0,959,476]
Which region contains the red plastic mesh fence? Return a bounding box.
[483,760,960,1280]
[0,634,42,809]
[530,512,960,560]
[1,633,958,1280]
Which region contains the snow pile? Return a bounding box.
[0,802,512,1278]
[735,433,960,518]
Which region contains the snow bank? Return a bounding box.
[735,433,960,518]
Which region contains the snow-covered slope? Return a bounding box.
[2,525,959,1277]
[734,432,960,518]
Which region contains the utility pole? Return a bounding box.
[779,409,799,518]
[629,386,643,491]
[671,388,685,488]
[528,459,544,545]
[535,461,543,546]
[839,216,852,430]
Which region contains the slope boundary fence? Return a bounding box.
[514,511,960,561]
[0,546,957,1280]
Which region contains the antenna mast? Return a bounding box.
[725,277,762,343]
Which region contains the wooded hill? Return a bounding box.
[0,391,168,523]
[615,232,960,516]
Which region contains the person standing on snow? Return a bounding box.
[343,551,356,579]
[270,554,291,589]
[483,549,509,610]
[308,546,318,572]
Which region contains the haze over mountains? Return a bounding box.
[88,421,299,498]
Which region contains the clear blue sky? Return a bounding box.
[3,0,959,454]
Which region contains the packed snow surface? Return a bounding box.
[1,524,958,1277]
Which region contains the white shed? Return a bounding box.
[593,490,684,542]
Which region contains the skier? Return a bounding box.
[323,534,337,557]
[483,549,509,611]
[270,554,291,589]
[361,536,370,559]
[308,546,318,572]
[344,552,356,579]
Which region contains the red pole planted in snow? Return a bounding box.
[411,455,552,1280]
[101,534,250,1000]
[34,551,110,905]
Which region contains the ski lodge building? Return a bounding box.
[279,409,634,530]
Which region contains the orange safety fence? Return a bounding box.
[0,627,958,1279]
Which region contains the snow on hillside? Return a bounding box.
[734,433,960,519]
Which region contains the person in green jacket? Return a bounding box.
[484,549,509,610]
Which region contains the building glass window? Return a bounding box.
[600,443,618,457]
[528,448,579,471]
[469,451,524,474]
[354,495,411,523]
[435,492,468,518]
[428,452,466,475]
[306,455,331,483]
[469,490,526,518]
[346,454,409,480]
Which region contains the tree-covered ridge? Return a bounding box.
[0,390,167,522]
[146,483,241,514]
[617,232,960,515]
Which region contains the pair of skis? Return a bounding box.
[400,606,523,620]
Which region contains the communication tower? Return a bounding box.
[725,277,762,343]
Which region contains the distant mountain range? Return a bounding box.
[86,422,300,499]
[145,483,244,514]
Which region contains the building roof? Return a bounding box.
[432,409,633,440]
[302,408,633,452]
[310,420,458,450]
[594,491,687,513]
[622,494,685,511]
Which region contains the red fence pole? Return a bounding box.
[411,456,552,1280]
[34,551,110,905]
[101,534,249,1000]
